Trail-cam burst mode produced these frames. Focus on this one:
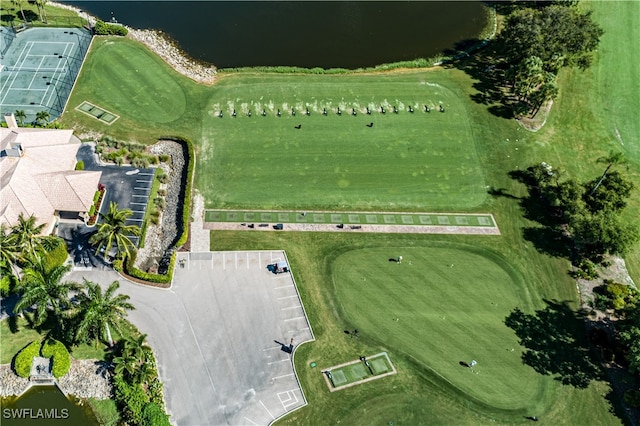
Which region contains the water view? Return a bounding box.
[0,385,98,426]
[62,1,489,69]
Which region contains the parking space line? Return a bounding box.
[277,295,298,300]
[272,373,295,380]
[138,172,154,176]
[135,179,153,183]
[127,219,143,222]
[243,417,259,426]
[281,306,301,311]
[284,316,305,322]
[267,358,290,365]
[274,285,293,290]
[131,202,147,205]
[134,187,150,191]
[132,195,147,198]
[259,400,275,420]
[263,346,281,351]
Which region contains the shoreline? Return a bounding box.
[49,1,218,85]
[48,1,496,81]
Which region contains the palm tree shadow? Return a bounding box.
[505,299,602,388]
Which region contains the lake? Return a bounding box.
[61,1,489,69]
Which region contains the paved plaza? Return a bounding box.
[68,250,314,425]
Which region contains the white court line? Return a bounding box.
[267,359,290,365]
[284,316,305,322]
[277,295,298,300]
[259,400,275,420]
[272,373,294,380]
[243,417,259,426]
[274,285,293,290]
[281,306,301,311]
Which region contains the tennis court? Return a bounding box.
[0,26,91,123]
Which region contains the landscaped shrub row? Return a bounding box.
[96,136,167,168]
[113,364,170,425]
[94,20,128,36]
[13,340,41,378]
[13,339,72,378]
[40,339,71,378]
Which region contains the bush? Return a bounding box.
[624,390,640,408]
[113,375,149,425]
[94,20,128,36]
[42,238,69,272]
[159,154,170,163]
[158,172,169,184]
[13,340,41,378]
[157,189,167,197]
[75,160,84,170]
[141,402,171,426]
[40,339,71,378]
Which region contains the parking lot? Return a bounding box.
[70,250,315,425]
[77,144,153,246]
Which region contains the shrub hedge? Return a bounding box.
[141,402,171,426]
[13,340,41,378]
[94,20,128,36]
[40,339,71,378]
[75,160,84,170]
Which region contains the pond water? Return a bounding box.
[61,1,489,69]
[0,385,98,426]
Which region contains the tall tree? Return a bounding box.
[14,110,26,126]
[11,0,27,23]
[114,333,155,384]
[74,279,135,346]
[35,110,50,126]
[10,213,45,263]
[499,5,603,73]
[13,260,77,328]
[589,151,626,195]
[89,202,141,261]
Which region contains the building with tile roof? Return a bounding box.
[0,114,101,235]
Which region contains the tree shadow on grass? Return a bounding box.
[505,299,602,388]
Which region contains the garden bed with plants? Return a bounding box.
[86,183,106,226]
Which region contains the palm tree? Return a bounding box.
[35,110,50,127]
[14,110,26,126]
[74,279,135,347]
[11,0,27,23]
[13,260,77,328]
[10,213,45,263]
[590,151,627,195]
[89,202,140,261]
[113,333,155,383]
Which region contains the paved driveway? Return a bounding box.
[77,144,153,245]
[68,250,314,426]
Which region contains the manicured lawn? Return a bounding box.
[199,72,486,211]
[332,245,538,410]
[211,231,620,425]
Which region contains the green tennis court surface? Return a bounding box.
[0,26,91,123]
[205,210,496,227]
[322,352,396,391]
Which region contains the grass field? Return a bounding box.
[332,245,541,409]
[199,73,486,210]
[52,1,639,423]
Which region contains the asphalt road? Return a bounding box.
[67,250,314,426]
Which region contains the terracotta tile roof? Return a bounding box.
[0,127,101,233]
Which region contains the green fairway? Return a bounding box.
[199,73,487,211]
[332,245,541,409]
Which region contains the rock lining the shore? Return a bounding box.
[50,1,217,85]
[0,360,112,399]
